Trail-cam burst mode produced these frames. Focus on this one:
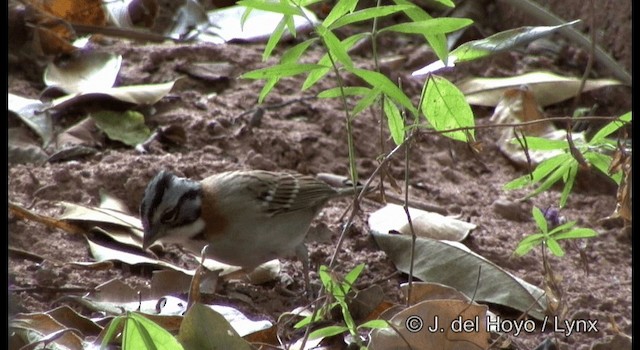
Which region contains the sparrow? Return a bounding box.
[139,169,358,293]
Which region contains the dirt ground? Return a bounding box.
[8,1,632,349]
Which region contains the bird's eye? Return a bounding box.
[160,207,178,224]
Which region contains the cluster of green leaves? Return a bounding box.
[515,207,598,257]
[505,111,632,207]
[238,0,477,147]
[295,264,387,348]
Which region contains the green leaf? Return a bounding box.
[391,0,448,62]
[545,238,565,257]
[237,0,303,16]
[348,67,417,116]
[263,17,288,60]
[584,152,622,185]
[515,136,568,151]
[318,86,372,98]
[450,20,580,63]
[548,220,577,234]
[318,25,353,68]
[358,319,390,330]
[241,63,328,80]
[101,316,124,349]
[503,174,531,190]
[421,75,475,142]
[329,5,416,29]
[523,159,573,200]
[344,263,365,287]
[124,312,184,350]
[351,88,381,116]
[383,97,405,145]
[302,33,369,90]
[309,325,349,339]
[559,162,578,208]
[531,207,547,233]
[91,110,151,147]
[322,0,358,27]
[552,228,598,240]
[530,154,572,182]
[380,18,473,35]
[589,111,632,144]
[515,240,538,256]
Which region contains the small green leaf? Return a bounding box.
[237,0,303,16]
[348,67,417,116]
[531,207,548,233]
[421,75,475,142]
[302,33,369,90]
[380,18,473,35]
[383,97,405,145]
[391,0,448,62]
[518,233,546,246]
[322,0,358,27]
[263,17,288,60]
[552,228,598,240]
[514,136,568,151]
[329,5,416,29]
[589,111,631,143]
[559,162,578,208]
[358,319,390,330]
[242,63,328,80]
[318,25,353,68]
[584,152,622,184]
[318,86,372,98]
[514,240,538,256]
[545,238,565,257]
[309,325,349,339]
[344,263,365,287]
[351,89,381,117]
[503,174,531,190]
[101,316,124,349]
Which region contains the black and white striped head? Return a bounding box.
[139,171,204,249]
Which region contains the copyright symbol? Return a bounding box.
[405,315,423,333]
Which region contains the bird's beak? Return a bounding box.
[142,225,161,251]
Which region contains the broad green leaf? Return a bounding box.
[318,25,353,68]
[391,0,448,61]
[259,39,316,103]
[589,111,632,144]
[242,63,327,79]
[178,303,251,350]
[383,96,405,145]
[263,17,288,60]
[237,0,303,16]
[124,312,183,350]
[552,228,598,240]
[348,67,417,116]
[302,33,368,90]
[450,20,580,63]
[309,325,349,339]
[531,207,547,233]
[322,0,358,27]
[329,5,416,29]
[318,86,372,98]
[421,75,475,142]
[380,18,473,36]
[546,238,565,257]
[91,110,151,146]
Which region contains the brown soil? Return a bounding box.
[8,2,631,349]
